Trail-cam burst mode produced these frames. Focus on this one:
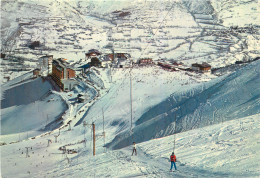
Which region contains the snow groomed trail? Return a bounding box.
[1,61,259,177]
[107,60,260,150]
[1,0,259,177]
[15,114,258,178]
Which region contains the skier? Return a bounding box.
[132,142,137,156]
[170,152,177,171]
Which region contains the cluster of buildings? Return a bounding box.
[83,49,132,69]
[139,58,153,65]
[33,49,212,92]
[157,60,211,73]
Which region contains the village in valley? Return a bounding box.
[28,47,212,93]
[1,0,259,177]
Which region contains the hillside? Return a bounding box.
[83,60,260,150]
[1,0,259,83]
[1,112,259,177]
[0,0,259,177]
[1,59,259,177]
[1,75,68,142]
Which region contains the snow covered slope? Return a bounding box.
[211,0,259,27]
[1,113,259,177]
[89,60,260,150]
[1,61,258,177]
[1,75,67,143]
[0,1,259,177]
[1,0,259,83]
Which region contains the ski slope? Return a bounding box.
[82,60,260,150]
[1,59,259,177]
[1,0,259,177]
[1,113,259,177]
[0,74,68,143]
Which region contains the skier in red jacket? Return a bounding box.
[170,152,177,171]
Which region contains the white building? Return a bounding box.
[101,55,113,68]
[39,55,53,75]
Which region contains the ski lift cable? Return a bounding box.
[90,72,130,124]
[88,66,129,119]
[132,3,176,142]
[90,2,175,144]
[173,113,177,152]
[138,1,175,60]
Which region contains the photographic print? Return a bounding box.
[1,0,259,177]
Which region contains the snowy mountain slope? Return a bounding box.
[0,1,259,177]
[1,77,53,109]
[1,0,259,84]
[1,53,258,177]
[211,0,259,27]
[136,114,260,177]
[0,54,259,176]
[0,76,68,142]
[1,113,259,177]
[46,60,259,153]
[78,65,217,146]
[107,60,260,149]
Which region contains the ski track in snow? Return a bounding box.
[2,114,258,177]
[1,0,260,177]
[1,61,259,177]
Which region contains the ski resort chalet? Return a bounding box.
[139,58,153,65]
[191,62,211,72]
[52,58,78,91]
[101,54,114,68]
[83,50,132,69]
[112,53,131,68]
[85,49,101,63]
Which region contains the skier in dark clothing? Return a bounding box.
[170,152,177,171]
[132,142,137,156]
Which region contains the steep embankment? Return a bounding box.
[1,76,67,142]
[79,65,217,147]
[108,60,260,149]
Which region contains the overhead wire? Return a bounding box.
[84,1,177,149]
[138,1,175,60]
